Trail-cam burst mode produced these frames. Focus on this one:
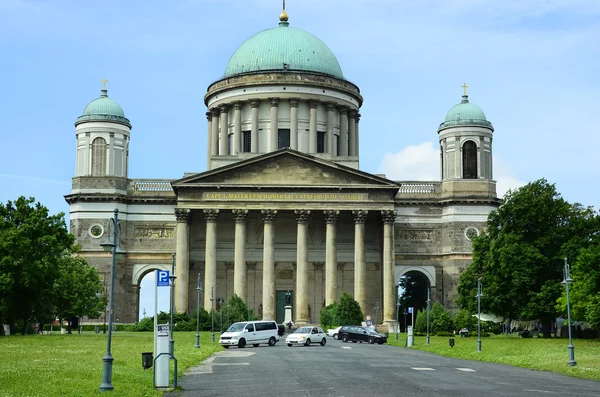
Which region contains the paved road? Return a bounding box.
[166,339,600,397]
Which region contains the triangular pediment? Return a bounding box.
[172,149,399,190]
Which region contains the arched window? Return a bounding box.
[462,140,477,179]
[91,137,107,176]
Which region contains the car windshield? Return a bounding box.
[295,327,312,334]
[226,322,247,332]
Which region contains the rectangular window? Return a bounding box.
[242,131,251,152]
[317,131,326,153]
[278,129,290,149]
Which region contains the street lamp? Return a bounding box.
[562,258,576,366]
[219,294,223,333]
[210,287,215,343]
[395,282,401,341]
[476,278,483,352]
[403,308,407,333]
[374,300,380,326]
[426,287,431,346]
[169,253,176,356]
[195,273,203,349]
[99,208,125,392]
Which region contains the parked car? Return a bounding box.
[327,326,342,339]
[338,325,387,344]
[286,326,327,347]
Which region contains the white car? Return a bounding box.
[286,326,327,347]
[327,326,342,340]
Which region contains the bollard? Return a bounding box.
[449,338,455,348]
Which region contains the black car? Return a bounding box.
[338,326,387,344]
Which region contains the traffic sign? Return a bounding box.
[408,307,413,314]
[157,270,170,287]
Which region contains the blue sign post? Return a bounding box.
[157,270,170,287]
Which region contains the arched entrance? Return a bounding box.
[132,264,171,321]
[394,266,436,331]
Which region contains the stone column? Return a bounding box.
[269,98,279,152]
[203,209,219,307]
[174,208,191,313]
[355,113,361,158]
[232,209,248,301]
[294,210,310,324]
[324,210,339,306]
[250,100,259,153]
[309,101,319,153]
[211,108,220,157]
[290,98,299,150]
[219,105,229,155]
[353,210,368,315]
[233,102,242,155]
[348,110,356,156]
[340,107,349,156]
[326,103,335,155]
[206,111,213,168]
[261,209,277,320]
[381,210,397,324]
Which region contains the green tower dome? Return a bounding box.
[76,89,131,127]
[439,95,493,130]
[224,18,344,79]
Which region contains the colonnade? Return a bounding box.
[174,208,396,325]
[205,98,360,159]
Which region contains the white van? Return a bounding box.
[219,320,280,348]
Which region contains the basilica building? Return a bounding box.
[65,9,498,326]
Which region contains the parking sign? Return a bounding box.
[157,270,170,287]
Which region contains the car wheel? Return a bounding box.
[352,340,357,343]
[320,338,326,346]
[341,335,349,342]
[268,337,276,346]
[368,337,374,344]
[378,341,384,345]
[222,345,229,349]
[238,338,246,348]
[333,334,338,340]
[253,344,260,347]
[304,338,311,346]
[287,343,292,347]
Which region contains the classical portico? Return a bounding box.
[171,149,398,324]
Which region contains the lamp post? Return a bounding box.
[476,278,483,352]
[99,208,124,392]
[403,309,407,333]
[142,308,146,319]
[210,287,215,343]
[169,253,176,356]
[195,273,203,349]
[562,258,576,366]
[396,282,401,341]
[426,287,431,346]
[219,294,223,333]
[374,300,380,326]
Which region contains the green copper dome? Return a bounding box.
[439,95,493,130]
[224,20,344,79]
[76,89,131,127]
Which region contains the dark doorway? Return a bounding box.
[276,290,291,324]
[398,271,429,330]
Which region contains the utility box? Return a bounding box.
[155,323,170,387]
[407,325,414,347]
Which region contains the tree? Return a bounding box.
[320,302,339,329]
[0,197,74,335]
[336,292,364,326]
[457,179,594,337]
[53,254,105,331]
[398,272,428,313]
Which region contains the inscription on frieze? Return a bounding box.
[395,229,433,241]
[276,269,294,279]
[203,192,369,201]
[135,227,175,239]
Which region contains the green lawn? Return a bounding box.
[387,332,600,380]
[1,331,599,397]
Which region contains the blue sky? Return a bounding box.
[1,0,599,320]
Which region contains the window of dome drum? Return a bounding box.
[91,137,107,176]
[317,131,326,153]
[278,129,290,149]
[242,131,251,152]
[462,141,478,179]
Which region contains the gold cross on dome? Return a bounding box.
[101,78,108,90]
[462,83,468,96]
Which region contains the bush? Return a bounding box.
[454,309,478,332]
[337,292,364,326]
[320,302,339,329]
[414,302,454,334]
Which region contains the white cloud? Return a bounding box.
[377,142,527,199]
